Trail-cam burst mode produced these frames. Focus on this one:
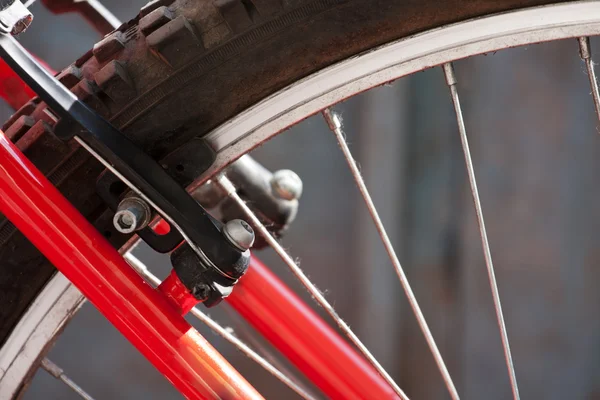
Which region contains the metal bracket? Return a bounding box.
[194,155,302,248]
[96,170,184,253]
[0,31,249,302]
[0,1,32,35]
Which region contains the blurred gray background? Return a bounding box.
[9,1,600,399]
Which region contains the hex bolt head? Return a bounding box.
[113,197,151,234]
[270,169,303,201]
[222,219,255,251]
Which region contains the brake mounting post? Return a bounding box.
[0,9,251,307]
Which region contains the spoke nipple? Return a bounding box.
[443,63,457,86]
[113,197,151,234]
[331,113,342,129]
[322,108,342,132]
[223,219,255,251]
[41,358,63,379]
[271,169,303,201]
[579,37,592,60]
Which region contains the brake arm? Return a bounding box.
[0,7,249,303]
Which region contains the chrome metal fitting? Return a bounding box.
[113,196,152,234]
[0,1,32,35]
[271,169,303,201]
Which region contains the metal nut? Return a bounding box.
[270,169,303,201]
[113,197,151,234]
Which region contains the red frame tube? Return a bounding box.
[0,132,262,400]
[0,58,35,109]
[227,257,399,400]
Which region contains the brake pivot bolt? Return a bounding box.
[222,219,255,251]
[270,169,303,201]
[113,197,151,234]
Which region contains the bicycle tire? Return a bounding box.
[0,0,569,356]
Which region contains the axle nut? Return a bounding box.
[222,219,255,251]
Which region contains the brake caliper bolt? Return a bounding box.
[270,169,303,201]
[113,197,151,234]
[222,219,255,251]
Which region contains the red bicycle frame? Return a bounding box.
[0,132,263,400]
[0,39,398,400]
[229,257,397,399]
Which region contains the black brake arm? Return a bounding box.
[0,33,246,278]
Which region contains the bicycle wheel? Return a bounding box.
[0,0,597,398]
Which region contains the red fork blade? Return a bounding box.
[228,256,399,400]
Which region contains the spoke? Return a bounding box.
[322,108,460,400]
[578,37,600,124]
[442,62,520,400]
[123,252,317,400]
[41,358,95,400]
[222,306,315,396]
[213,174,409,400]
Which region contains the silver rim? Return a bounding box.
[2,2,600,398]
